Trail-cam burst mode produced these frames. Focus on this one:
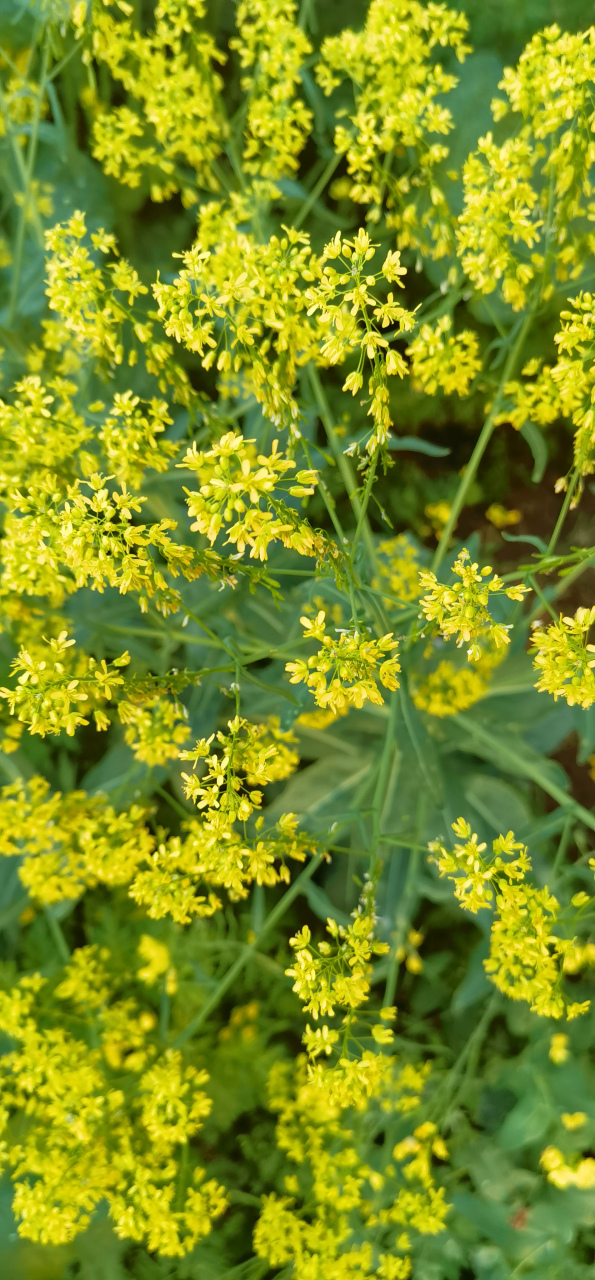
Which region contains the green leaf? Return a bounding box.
[520,420,548,483]
[388,435,451,457]
[498,1092,551,1150]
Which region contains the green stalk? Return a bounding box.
[431,309,535,575]
[546,469,580,555]
[308,364,379,574]
[368,688,399,879]
[294,152,342,230]
[44,908,71,964]
[8,34,51,326]
[173,851,324,1046]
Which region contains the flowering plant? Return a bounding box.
[0,1,594,1276]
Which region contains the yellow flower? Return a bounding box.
[531,607,595,708]
[286,611,400,713]
[419,548,529,661]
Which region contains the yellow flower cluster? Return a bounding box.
[45,212,192,401]
[230,0,312,178]
[551,294,595,483]
[153,209,321,427]
[411,659,489,718]
[137,934,178,995]
[494,358,562,433]
[0,954,227,1254]
[97,392,179,490]
[254,1055,448,1280]
[316,0,470,256]
[406,316,482,397]
[180,715,298,822]
[458,26,595,309]
[305,228,415,451]
[531,607,595,708]
[0,775,153,904]
[541,1147,595,1192]
[0,631,130,736]
[373,536,422,604]
[181,431,321,561]
[419,549,529,662]
[119,694,191,766]
[3,474,194,614]
[82,0,227,203]
[286,902,389,1021]
[131,810,309,920]
[286,611,400,714]
[429,818,592,1019]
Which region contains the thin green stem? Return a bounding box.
[308,364,379,574]
[173,851,324,1046]
[431,310,535,574]
[547,470,580,556]
[294,152,342,230]
[8,34,50,325]
[551,813,573,883]
[527,573,558,623]
[44,908,71,964]
[525,550,595,626]
[429,992,500,1123]
[154,784,192,820]
[350,455,377,567]
[383,848,420,1008]
[369,689,399,878]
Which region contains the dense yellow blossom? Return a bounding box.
[153,210,321,427]
[286,900,389,1021]
[181,432,321,560]
[1,1,595,1267]
[230,0,312,178]
[84,0,228,202]
[0,775,153,903]
[407,316,482,397]
[531,607,595,708]
[373,535,422,604]
[304,228,415,451]
[316,0,469,255]
[0,961,227,1253]
[0,631,130,736]
[45,212,192,401]
[180,715,298,819]
[429,818,592,1019]
[253,1054,448,1280]
[119,695,191,765]
[411,659,488,717]
[286,611,400,713]
[458,26,595,308]
[419,549,529,661]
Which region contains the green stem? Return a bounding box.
[44,908,71,964]
[308,364,379,574]
[383,848,420,1008]
[350,455,377,566]
[455,713,595,835]
[369,689,399,878]
[551,813,573,883]
[294,152,342,230]
[429,992,500,1123]
[8,34,50,325]
[546,469,580,556]
[527,573,558,623]
[431,310,535,574]
[173,851,324,1046]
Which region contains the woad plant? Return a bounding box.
[0,1,594,1277]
